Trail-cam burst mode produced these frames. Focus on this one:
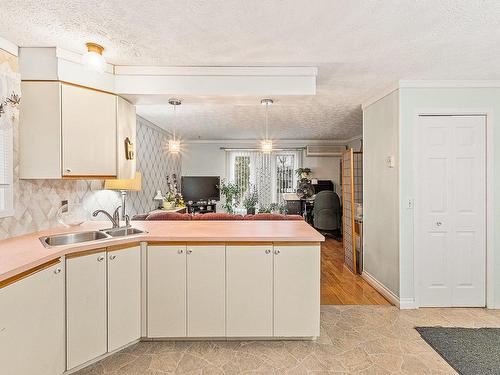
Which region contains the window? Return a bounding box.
[227,150,301,208]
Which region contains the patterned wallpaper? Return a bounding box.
[0,49,181,239]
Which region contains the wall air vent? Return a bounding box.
[305,145,346,157]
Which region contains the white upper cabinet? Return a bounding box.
[0,260,65,375]
[61,84,116,177]
[19,81,136,179]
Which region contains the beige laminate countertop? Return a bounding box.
[0,220,324,283]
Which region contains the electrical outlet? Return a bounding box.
[406,198,414,209]
[61,200,68,213]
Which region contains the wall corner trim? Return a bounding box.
[0,36,18,57]
[361,271,403,308]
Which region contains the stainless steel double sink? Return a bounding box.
[40,227,146,248]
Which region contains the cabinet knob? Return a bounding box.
[187,249,193,254]
[54,267,62,274]
[178,249,184,254]
[274,249,281,255]
[97,256,105,262]
[109,254,117,260]
[64,168,72,173]
[265,249,271,254]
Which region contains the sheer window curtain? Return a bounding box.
[226,150,301,210]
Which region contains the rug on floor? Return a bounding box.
[416,327,500,375]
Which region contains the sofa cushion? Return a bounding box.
[245,213,304,221]
[131,213,149,221]
[191,212,244,220]
[146,212,192,221]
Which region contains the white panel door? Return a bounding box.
[226,244,273,337]
[61,84,117,176]
[107,245,141,351]
[147,244,187,337]
[187,245,225,337]
[66,251,107,369]
[416,115,486,307]
[0,261,65,375]
[274,244,320,337]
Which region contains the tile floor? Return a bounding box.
[74,305,500,375]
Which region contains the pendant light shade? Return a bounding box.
[260,98,274,154]
[168,98,182,154]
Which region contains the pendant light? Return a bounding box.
[168,98,182,153]
[82,43,106,73]
[261,98,273,154]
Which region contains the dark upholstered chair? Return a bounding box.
[312,191,341,231]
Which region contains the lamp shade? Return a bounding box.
[104,171,142,191]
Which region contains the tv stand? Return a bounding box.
[186,202,217,214]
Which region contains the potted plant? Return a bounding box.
[218,179,240,214]
[243,187,259,215]
[295,167,312,181]
[163,192,176,210]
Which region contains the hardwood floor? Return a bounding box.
[321,238,390,305]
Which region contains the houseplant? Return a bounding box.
[243,187,259,215]
[218,179,240,214]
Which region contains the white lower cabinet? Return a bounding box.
[0,260,65,375]
[107,245,141,351]
[148,244,187,337]
[226,244,273,337]
[66,250,107,370]
[274,243,320,337]
[187,245,226,337]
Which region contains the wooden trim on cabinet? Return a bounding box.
[147,242,187,247]
[21,80,116,96]
[186,242,226,247]
[66,248,106,259]
[273,241,321,247]
[107,242,141,252]
[0,258,60,289]
[226,242,273,246]
[62,175,117,180]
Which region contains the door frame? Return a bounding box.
[413,108,494,308]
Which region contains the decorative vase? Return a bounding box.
[247,207,256,215]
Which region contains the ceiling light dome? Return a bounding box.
[82,43,106,73]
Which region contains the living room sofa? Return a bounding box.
[132,212,304,221]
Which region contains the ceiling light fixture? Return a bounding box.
[261,98,274,154]
[168,98,182,154]
[82,42,106,73]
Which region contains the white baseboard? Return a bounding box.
[361,271,401,308]
[399,298,417,310]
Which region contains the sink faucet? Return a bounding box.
[92,206,121,228]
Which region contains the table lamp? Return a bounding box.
[104,171,142,220]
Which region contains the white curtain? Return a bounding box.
[227,150,301,209]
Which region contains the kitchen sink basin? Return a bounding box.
[104,227,146,237]
[41,231,110,248]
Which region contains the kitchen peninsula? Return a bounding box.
[0,220,323,375]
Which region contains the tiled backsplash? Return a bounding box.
[0,109,180,239]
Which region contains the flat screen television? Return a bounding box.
[181,176,220,202]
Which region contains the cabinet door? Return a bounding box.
[0,261,65,375]
[147,244,186,337]
[187,244,225,337]
[226,244,273,337]
[61,84,117,176]
[116,97,136,179]
[66,251,107,369]
[274,243,320,337]
[108,245,141,351]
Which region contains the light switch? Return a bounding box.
[386,155,395,168]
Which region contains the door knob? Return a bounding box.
[436,221,442,227]
[97,256,105,262]
[187,249,193,254]
[265,249,271,254]
[274,249,281,255]
[54,268,62,274]
[109,254,116,260]
[178,249,184,254]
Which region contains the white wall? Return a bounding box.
[182,141,345,194]
[363,90,400,296]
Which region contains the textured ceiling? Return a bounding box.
[2,1,500,140]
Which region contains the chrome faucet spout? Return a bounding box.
[92,209,119,228]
